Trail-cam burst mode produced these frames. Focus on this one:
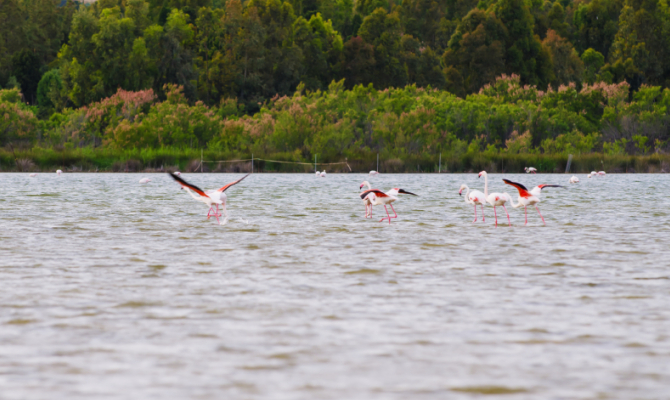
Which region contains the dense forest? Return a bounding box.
[1,0,670,171]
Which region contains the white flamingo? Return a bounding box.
[503,179,562,225]
[598,171,606,176]
[479,171,512,227]
[320,170,327,177]
[139,177,151,184]
[29,173,37,178]
[169,173,250,225]
[56,170,62,176]
[569,176,579,183]
[369,170,379,176]
[458,184,486,223]
[525,167,537,174]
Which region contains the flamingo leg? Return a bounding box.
[524,206,528,225]
[389,204,398,219]
[502,205,511,226]
[379,205,391,224]
[481,204,485,222]
[494,206,498,227]
[473,204,477,223]
[536,206,546,225]
[207,206,214,220]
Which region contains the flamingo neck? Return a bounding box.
[505,192,523,208]
[483,173,488,197]
[461,185,472,204]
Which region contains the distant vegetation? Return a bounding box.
[1,0,670,172]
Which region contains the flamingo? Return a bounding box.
[525,167,537,174]
[479,171,512,227]
[569,176,579,183]
[598,171,606,176]
[360,181,417,219]
[320,170,327,177]
[56,170,62,176]
[362,189,416,224]
[369,170,379,176]
[139,177,151,184]
[173,171,181,176]
[503,179,562,225]
[169,173,250,225]
[29,173,37,177]
[315,170,320,177]
[458,184,486,222]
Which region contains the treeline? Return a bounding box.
[3,0,670,111]
[1,0,670,168]
[2,75,670,171]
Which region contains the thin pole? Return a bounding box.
[201,149,203,173]
[315,154,317,172]
[439,154,441,173]
[252,153,254,173]
[377,153,379,172]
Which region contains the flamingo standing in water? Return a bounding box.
[569,176,579,183]
[360,181,417,219]
[363,190,416,224]
[320,171,327,177]
[169,173,250,225]
[139,177,151,184]
[56,170,62,176]
[458,184,486,222]
[503,179,562,225]
[369,170,379,176]
[479,171,512,227]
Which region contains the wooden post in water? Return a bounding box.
[439,154,441,173]
[315,154,317,172]
[565,154,573,173]
[201,149,203,173]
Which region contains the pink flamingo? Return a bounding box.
[503,179,562,225]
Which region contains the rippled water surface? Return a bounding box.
[1,172,669,399]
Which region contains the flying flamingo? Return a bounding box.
[139,177,151,184]
[479,171,512,227]
[458,184,486,222]
[525,167,537,174]
[503,179,562,225]
[169,173,250,225]
[360,181,417,219]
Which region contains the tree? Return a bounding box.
[581,48,605,84]
[358,8,407,88]
[11,49,41,104]
[443,9,506,95]
[609,0,670,87]
[342,36,375,88]
[573,0,623,59]
[542,30,584,86]
[495,0,552,88]
[293,13,344,90]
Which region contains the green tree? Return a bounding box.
[573,0,623,59]
[293,13,344,90]
[495,0,552,88]
[358,8,407,88]
[11,49,41,104]
[542,29,584,86]
[581,48,605,84]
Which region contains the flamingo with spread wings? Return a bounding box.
[169,173,250,225]
[503,179,562,225]
[359,181,417,220]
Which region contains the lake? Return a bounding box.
[1,172,669,399]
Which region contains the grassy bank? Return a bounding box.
[2,147,669,173]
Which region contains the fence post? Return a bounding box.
[314,154,317,172]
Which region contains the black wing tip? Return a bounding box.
[398,189,418,196]
[502,179,528,191]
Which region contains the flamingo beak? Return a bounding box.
[458,190,462,196]
[398,189,417,196]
